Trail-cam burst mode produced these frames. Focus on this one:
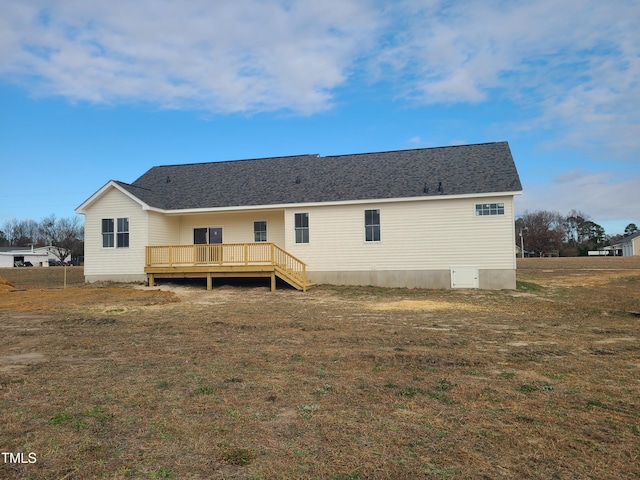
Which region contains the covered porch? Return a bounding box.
[144,243,312,291]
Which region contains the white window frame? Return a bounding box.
[117,217,129,248]
[254,221,268,242]
[364,209,381,242]
[475,203,505,216]
[102,218,114,248]
[102,217,129,248]
[294,213,309,244]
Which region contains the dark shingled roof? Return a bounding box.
[117,142,521,210]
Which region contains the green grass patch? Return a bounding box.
[49,412,74,425]
[516,280,544,292]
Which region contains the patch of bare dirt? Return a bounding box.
[370,299,486,312]
[0,352,46,373]
[0,274,15,293]
[0,285,179,311]
[530,270,639,287]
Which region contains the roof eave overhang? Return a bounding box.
[154,190,523,215]
[75,181,152,214]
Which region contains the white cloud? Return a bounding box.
[1,0,639,159]
[515,169,640,224]
[379,0,640,158]
[0,0,379,113]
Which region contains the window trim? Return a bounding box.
[294,213,309,244]
[102,217,129,248]
[102,218,114,249]
[254,221,268,242]
[475,203,505,216]
[364,208,381,242]
[117,217,129,248]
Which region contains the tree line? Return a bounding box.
[0,215,84,263]
[516,209,638,257]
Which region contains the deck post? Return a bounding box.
[270,272,276,292]
[207,273,212,290]
[148,274,155,288]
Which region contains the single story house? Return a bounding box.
[0,246,70,267]
[0,247,48,267]
[76,142,523,290]
[612,231,640,256]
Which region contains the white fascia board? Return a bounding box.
[75,181,151,214]
[158,190,523,215]
[0,251,48,257]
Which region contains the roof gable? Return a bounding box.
[83,142,522,212]
[75,180,152,213]
[621,231,640,242]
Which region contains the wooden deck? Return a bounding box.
[144,243,312,291]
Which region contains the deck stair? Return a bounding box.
[145,243,312,291]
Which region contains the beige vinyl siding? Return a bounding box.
[83,187,147,277]
[177,211,285,245]
[147,211,180,245]
[285,196,516,272]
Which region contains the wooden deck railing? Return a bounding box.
[145,243,307,280]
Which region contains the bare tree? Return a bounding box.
[39,215,84,263]
[1,218,41,246]
[519,210,565,256]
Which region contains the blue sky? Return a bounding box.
[1,0,638,236]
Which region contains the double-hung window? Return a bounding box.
[117,218,129,247]
[295,213,309,244]
[254,221,267,242]
[102,219,114,248]
[102,218,129,248]
[365,209,381,242]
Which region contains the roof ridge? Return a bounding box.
[146,142,508,169]
[153,153,320,169]
[115,180,154,192]
[323,141,507,159]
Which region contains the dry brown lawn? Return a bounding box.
[1,258,639,479]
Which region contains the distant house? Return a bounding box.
[0,246,69,267]
[0,246,62,267]
[612,231,640,256]
[75,142,523,290]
